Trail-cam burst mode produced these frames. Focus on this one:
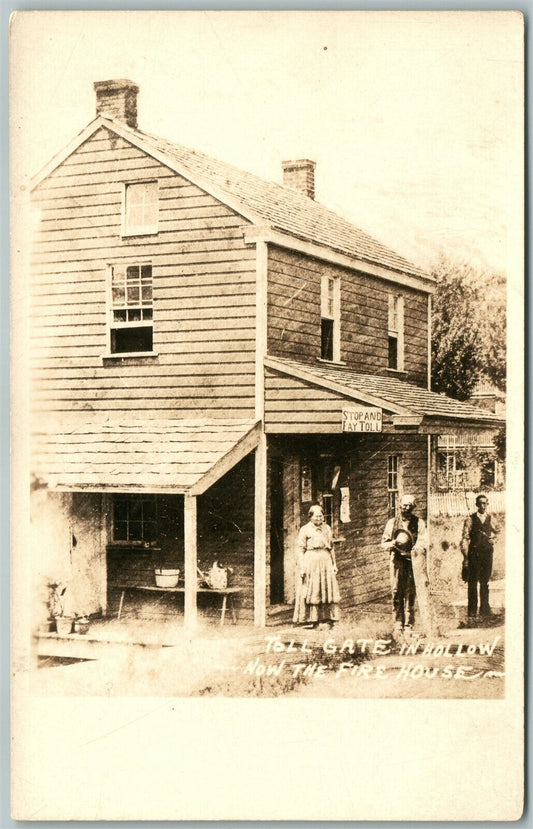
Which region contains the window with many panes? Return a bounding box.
[388,295,404,370]
[387,455,401,517]
[123,181,159,236]
[109,263,153,354]
[320,275,340,361]
[112,494,157,543]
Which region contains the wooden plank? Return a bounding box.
[32,358,255,380]
[32,183,215,206]
[33,383,257,402]
[32,243,255,267]
[264,410,345,424]
[32,314,256,338]
[35,222,247,248]
[31,373,255,392]
[32,232,250,260]
[33,401,256,416]
[49,152,174,175]
[57,145,157,166]
[31,258,256,278]
[254,433,267,626]
[40,160,176,188]
[266,386,344,402]
[33,391,256,407]
[33,380,255,399]
[30,337,255,363]
[264,423,343,434]
[38,202,236,224]
[31,357,252,377]
[32,281,256,305]
[158,205,241,222]
[184,494,198,630]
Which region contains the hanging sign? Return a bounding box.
[301,464,312,502]
[340,487,351,523]
[342,406,383,433]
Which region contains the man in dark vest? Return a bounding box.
[381,494,427,638]
[460,493,500,625]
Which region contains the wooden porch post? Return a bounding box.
[254,433,267,627]
[184,493,197,630]
[426,434,432,544]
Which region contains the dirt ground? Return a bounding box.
[31,611,504,699]
[29,513,505,699]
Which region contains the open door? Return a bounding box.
[269,457,284,604]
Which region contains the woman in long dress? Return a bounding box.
[293,504,340,628]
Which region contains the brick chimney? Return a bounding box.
[94,79,139,129]
[282,159,316,199]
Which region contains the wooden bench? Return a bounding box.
[115,584,242,626]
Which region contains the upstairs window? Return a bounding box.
[388,295,404,370]
[112,494,156,543]
[123,181,158,235]
[110,263,153,354]
[321,275,340,361]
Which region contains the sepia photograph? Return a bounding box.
[10,9,524,820]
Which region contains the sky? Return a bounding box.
[11,10,523,274]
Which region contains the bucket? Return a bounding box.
[154,568,180,588]
[55,617,73,635]
[73,618,90,635]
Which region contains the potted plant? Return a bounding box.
[37,580,57,633]
[47,580,73,635]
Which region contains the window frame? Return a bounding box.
[387,454,402,517]
[111,494,158,545]
[388,294,405,371]
[107,262,155,356]
[320,274,341,362]
[122,180,159,237]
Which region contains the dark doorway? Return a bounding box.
[270,457,285,604]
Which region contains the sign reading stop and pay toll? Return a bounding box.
[342,406,383,432]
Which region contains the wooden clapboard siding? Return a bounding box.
[264,368,394,433]
[31,126,258,418]
[275,432,428,610]
[267,245,429,387]
[337,433,428,609]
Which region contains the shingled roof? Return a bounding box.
[31,417,261,494]
[265,356,504,426]
[137,127,428,280]
[31,113,429,282]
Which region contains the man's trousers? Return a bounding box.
[390,551,416,627]
[467,546,493,617]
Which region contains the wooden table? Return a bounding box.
[115,584,242,626]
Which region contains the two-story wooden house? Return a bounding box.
[29,79,502,629]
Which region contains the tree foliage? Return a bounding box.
[430,257,506,400]
[493,425,506,463]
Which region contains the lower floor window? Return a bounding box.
[387,454,401,516]
[112,494,156,542]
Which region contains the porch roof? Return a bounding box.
[265,357,504,430]
[31,416,261,495]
